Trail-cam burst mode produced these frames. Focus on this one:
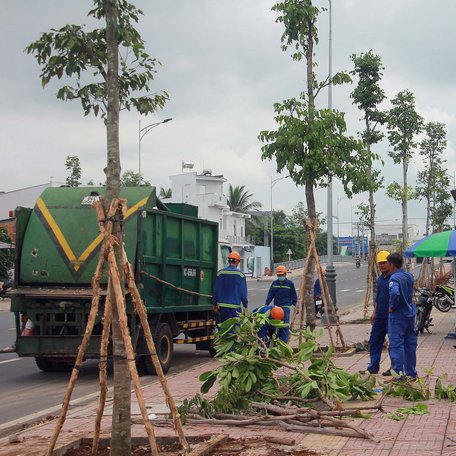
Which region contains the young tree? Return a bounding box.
[26,1,168,454]
[65,155,82,187]
[387,90,423,252]
[415,122,451,234]
[159,187,172,198]
[121,170,151,186]
[350,50,386,303]
[227,184,262,213]
[259,0,376,329]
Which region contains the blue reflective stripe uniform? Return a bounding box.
[388,269,417,378]
[367,273,390,373]
[313,279,321,300]
[212,266,248,323]
[265,278,297,342]
[253,305,275,342]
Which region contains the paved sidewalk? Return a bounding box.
[1,305,456,455]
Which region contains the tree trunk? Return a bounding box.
[402,159,408,253]
[425,194,430,236]
[303,18,316,330]
[305,181,316,329]
[104,1,131,454]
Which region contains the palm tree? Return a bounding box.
[227,185,262,213]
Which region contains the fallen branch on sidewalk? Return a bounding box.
[140,402,379,441]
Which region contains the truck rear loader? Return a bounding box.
[10,186,218,373]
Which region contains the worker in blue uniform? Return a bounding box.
[387,252,417,379]
[211,251,248,324]
[264,265,297,342]
[363,250,392,375]
[253,305,285,344]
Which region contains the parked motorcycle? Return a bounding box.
[315,295,323,317]
[415,288,434,335]
[433,284,455,312]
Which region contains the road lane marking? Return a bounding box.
[0,358,21,365]
[355,289,364,293]
[340,289,351,292]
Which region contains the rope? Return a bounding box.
[140,270,213,298]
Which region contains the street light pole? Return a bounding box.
[336,196,347,254]
[138,118,172,178]
[270,175,290,271]
[325,0,337,307]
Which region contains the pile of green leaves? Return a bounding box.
[193,311,377,417]
[388,371,431,401]
[435,374,456,401]
[384,403,429,421]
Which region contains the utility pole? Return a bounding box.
[325,0,337,307]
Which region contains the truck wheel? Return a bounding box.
[138,323,173,375]
[35,356,56,372]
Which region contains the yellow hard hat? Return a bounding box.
[376,250,390,263]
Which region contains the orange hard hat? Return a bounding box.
[270,306,285,320]
[227,251,241,261]
[275,265,287,275]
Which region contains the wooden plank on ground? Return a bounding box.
[188,434,229,456]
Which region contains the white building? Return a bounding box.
[0,183,57,220]
[164,169,270,276]
[375,223,421,246]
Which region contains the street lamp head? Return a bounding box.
[451,189,456,202]
[163,118,172,123]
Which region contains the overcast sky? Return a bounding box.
[1,0,455,237]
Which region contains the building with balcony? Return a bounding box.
[163,169,270,276]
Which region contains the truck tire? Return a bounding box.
[195,340,216,357]
[35,356,55,372]
[137,323,173,375]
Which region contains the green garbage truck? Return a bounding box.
[10,186,218,374]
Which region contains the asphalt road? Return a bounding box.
[248,262,367,311]
[0,262,367,430]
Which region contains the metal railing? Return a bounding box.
[274,255,355,271]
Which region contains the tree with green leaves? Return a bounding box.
[26,1,168,454]
[121,170,151,186]
[159,187,172,198]
[259,0,376,329]
[350,50,386,307]
[227,184,262,213]
[415,122,452,234]
[65,155,82,187]
[387,90,423,252]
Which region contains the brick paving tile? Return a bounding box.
[391,439,444,452]
[342,436,395,451]
[337,450,391,456]
[389,451,445,456]
[442,451,456,456]
[2,305,456,456]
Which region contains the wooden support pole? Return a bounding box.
[46,199,118,456]
[290,246,312,334]
[123,249,189,453]
[106,246,161,456]
[92,281,113,455]
[308,223,345,348]
[45,247,107,456]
